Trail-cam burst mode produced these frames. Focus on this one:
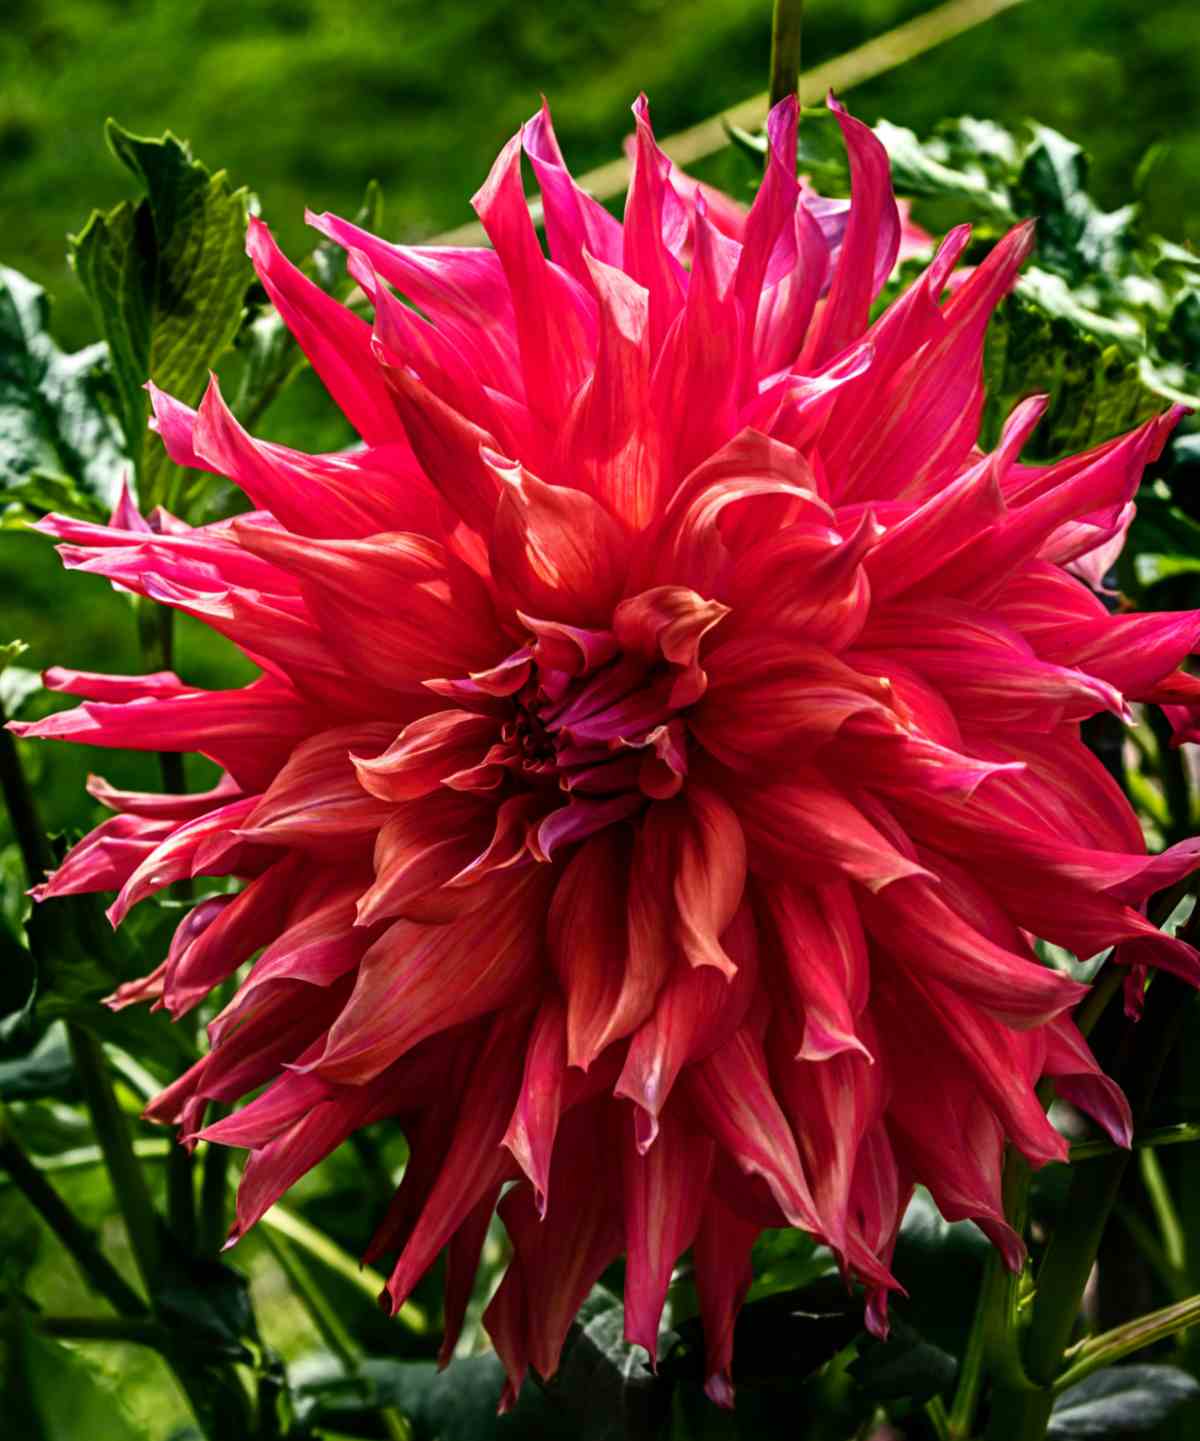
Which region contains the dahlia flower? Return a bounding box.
[14,94,1200,1407]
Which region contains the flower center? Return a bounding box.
[503,649,689,803]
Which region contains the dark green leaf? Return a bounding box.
[847,1315,957,1403]
[981,277,1166,460]
[0,915,36,1043]
[665,1274,861,1393]
[541,1285,672,1440]
[745,1227,837,1304]
[156,1255,257,1361]
[888,1190,991,1361]
[24,890,196,1075]
[1048,1364,1200,1438]
[293,1352,573,1440]
[1014,127,1137,286]
[0,1023,76,1101]
[0,266,125,520]
[69,122,251,515]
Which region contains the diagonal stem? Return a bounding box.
[1055,1292,1200,1393]
[0,1105,147,1318]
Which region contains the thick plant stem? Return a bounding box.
[67,1023,163,1296]
[949,1252,1003,1438]
[0,726,52,884]
[199,1126,231,1259]
[0,1106,147,1318]
[986,970,1196,1441]
[768,0,805,109]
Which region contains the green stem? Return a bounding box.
[350,1129,397,1213]
[1055,1292,1200,1393]
[1140,1146,1187,1277]
[924,1394,952,1441]
[256,1202,428,1335]
[1070,1121,1200,1163]
[257,1226,361,1373]
[0,1138,170,1175]
[65,1039,252,1435]
[1074,963,1123,1040]
[66,1024,163,1297]
[985,1151,1036,1389]
[949,1254,999,1437]
[0,725,53,883]
[0,1106,146,1318]
[199,1106,232,1257]
[257,1211,413,1441]
[768,0,805,109]
[34,1314,166,1346]
[984,971,1197,1441]
[1112,1202,1179,1299]
[1149,706,1193,844]
[166,1140,197,1254]
[1027,976,1192,1382]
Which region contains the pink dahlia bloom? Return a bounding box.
[13,95,1200,1405]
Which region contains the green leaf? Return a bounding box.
[293,1352,573,1440]
[0,911,36,1044]
[0,266,126,521]
[981,276,1167,460]
[1014,127,1137,286]
[23,889,196,1076]
[665,1274,861,1394]
[1048,1363,1200,1438]
[69,122,251,516]
[847,1315,957,1403]
[155,1255,257,1362]
[745,1227,838,1304]
[888,1190,991,1361]
[2,1305,153,1441]
[875,118,1015,225]
[0,1023,76,1102]
[542,1285,672,1440]
[1122,486,1200,595]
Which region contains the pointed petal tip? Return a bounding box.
[244,213,274,264]
[704,1372,736,1408]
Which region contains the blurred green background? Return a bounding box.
[3,0,1199,353]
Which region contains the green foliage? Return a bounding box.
[69,123,251,515]
[1047,1364,1200,1439]
[787,106,1200,460]
[0,266,125,522]
[542,1286,672,1439]
[848,1315,957,1404]
[2,1306,153,1441]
